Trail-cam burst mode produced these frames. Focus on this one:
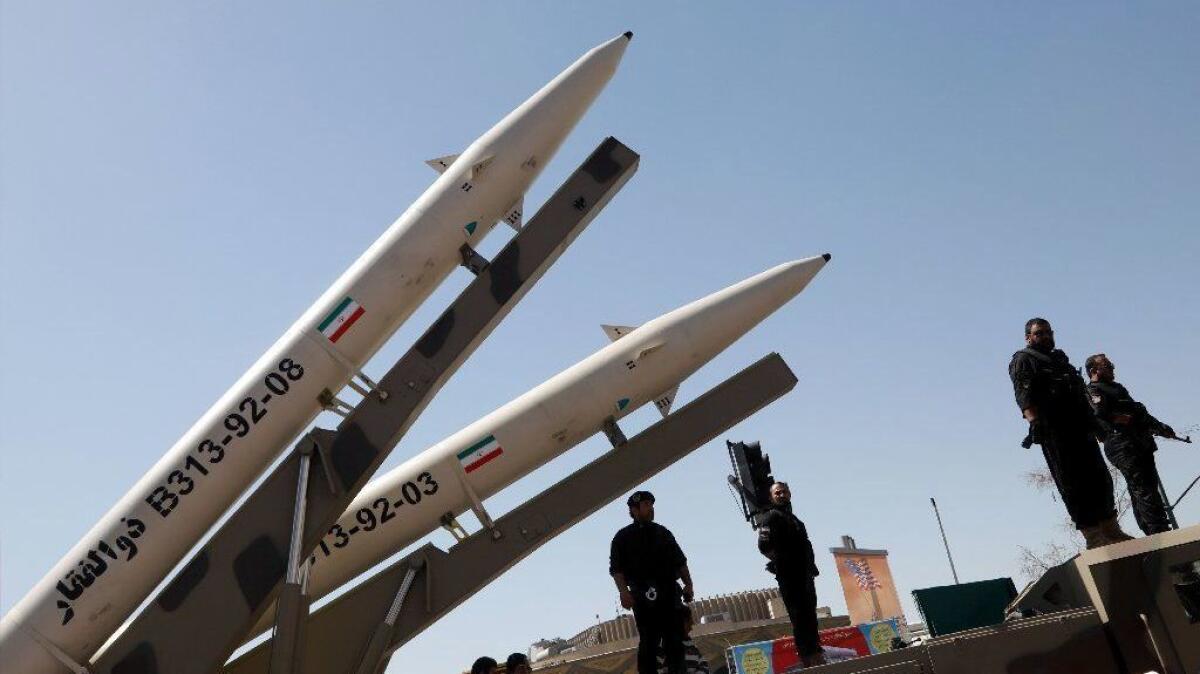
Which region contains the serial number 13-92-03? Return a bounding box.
[312,471,440,563]
[144,358,306,518]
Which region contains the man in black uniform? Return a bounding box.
[757,481,825,667]
[610,491,694,674]
[1085,353,1180,535]
[1009,318,1130,548]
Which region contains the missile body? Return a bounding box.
[279,256,830,613]
[1,34,631,672]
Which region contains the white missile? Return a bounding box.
[259,255,830,624]
[1,33,632,672]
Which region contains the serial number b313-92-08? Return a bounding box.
[143,358,307,518]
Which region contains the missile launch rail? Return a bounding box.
[223,353,800,674]
[89,138,640,674]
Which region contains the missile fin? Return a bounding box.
[601,324,639,342]
[425,154,460,174]
[502,196,524,231]
[652,384,680,418]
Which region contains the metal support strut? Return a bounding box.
[351,562,424,674]
[449,462,501,540]
[318,389,355,418]
[602,416,628,448]
[458,243,490,275]
[303,331,388,402]
[438,514,470,543]
[268,440,315,674]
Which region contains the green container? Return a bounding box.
[912,578,1018,637]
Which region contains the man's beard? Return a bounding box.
[1033,338,1054,352]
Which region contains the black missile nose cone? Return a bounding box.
[623,31,634,41]
[822,252,832,262]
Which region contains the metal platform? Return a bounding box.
[804,524,1200,674]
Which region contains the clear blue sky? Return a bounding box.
[2,3,1197,672]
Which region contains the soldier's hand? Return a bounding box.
[1028,420,1043,446]
[619,589,634,610]
[1162,425,1177,439]
[682,583,694,603]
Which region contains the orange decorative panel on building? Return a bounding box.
[829,535,905,626]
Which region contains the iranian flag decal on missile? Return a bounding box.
[319,297,365,343]
[458,435,503,473]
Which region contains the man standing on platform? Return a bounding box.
[1008,318,1131,548]
[610,490,695,674]
[1085,353,1182,535]
[758,481,826,667]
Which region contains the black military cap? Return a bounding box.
[626,490,655,507]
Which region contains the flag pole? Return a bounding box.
[930,497,960,585]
